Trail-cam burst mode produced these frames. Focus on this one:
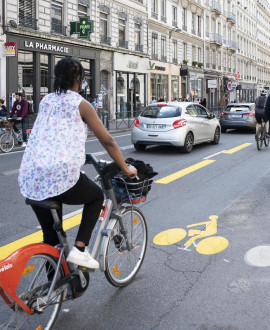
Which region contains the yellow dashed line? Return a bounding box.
[155,159,216,184]
[223,143,252,154]
[0,213,82,261]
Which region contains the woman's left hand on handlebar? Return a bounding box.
[123,165,137,179]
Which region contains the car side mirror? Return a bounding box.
[208,113,215,119]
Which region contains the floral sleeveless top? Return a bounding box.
[18,90,87,200]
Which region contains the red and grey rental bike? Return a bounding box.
[0,153,151,329]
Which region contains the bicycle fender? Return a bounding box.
[0,243,69,315]
[99,218,118,272]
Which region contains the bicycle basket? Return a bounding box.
[112,175,153,204]
[0,121,14,130]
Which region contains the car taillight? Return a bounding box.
[221,112,228,116]
[243,112,254,116]
[173,119,187,128]
[135,118,139,127]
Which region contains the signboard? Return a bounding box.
[70,17,94,38]
[180,68,188,76]
[3,42,17,56]
[227,81,232,91]
[208,79,217,88]
[235,72,239,81]
[25,41,68,53]
[232,82,238,88]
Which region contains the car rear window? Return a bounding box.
[226,105,251,111]
[140,105,181,118]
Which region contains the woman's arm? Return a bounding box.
[79,100,137,178]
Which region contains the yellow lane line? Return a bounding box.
[0,213,82,261]
[223,143,252,154]
[155,159,216,184]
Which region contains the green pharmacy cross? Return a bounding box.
[70,17,94,38]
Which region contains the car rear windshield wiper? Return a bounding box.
[142,115,157,118]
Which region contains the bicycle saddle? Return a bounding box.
[25,198,61,210]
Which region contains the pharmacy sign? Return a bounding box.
[70,17,94,38]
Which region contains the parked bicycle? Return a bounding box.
[256,119,269,150]
[0,153,151,329]
[0,119,31,153]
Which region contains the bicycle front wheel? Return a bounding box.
[0,132,14,153]
[0,254,64,330]
[256,128,263,150]
[104,206,147,287]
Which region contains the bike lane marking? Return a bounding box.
[0,209,83,261]
[155,159,216,184]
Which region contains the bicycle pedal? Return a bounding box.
[78,266,94,272]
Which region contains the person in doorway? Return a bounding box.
[201,98,207,107]
[150,97,157,104]
[9,92,29,147]
[18,57,137,269]
[91,97,98,113]
[158,96,165,102]
[255,90,268,140]
[0,99,8,121]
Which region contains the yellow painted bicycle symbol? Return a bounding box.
[153,215,229,255]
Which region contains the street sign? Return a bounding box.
[70,17,94,38]
[227,81,232,91]
[208,80,217,88]
[235,72,240,81]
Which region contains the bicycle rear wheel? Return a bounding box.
[104,206,147,287]
[264,131,269,147]
[0,254,64,330]
[256,127,263,150]
[0,132,14,153]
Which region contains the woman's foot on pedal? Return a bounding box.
[66,246,99,269]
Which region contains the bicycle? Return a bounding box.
[0,119,31,153]
[255,120,269,150]
[0,153,150,329]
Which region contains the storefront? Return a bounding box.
[236,83,256,103]
[114,53,148,119]
[5,34,101,112]
[0,35,7,101]
[189,69,204,102]
[148,61,180,102]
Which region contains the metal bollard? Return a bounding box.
[102,110,109,129]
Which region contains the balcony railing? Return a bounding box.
[206,63,210,68]
[135,44,143,52]
[191,29,196,35]
[161,55,167,62]
[182,25,187,31]
[210,33,222,45]
[211,1,221,14]
[206,31,209,37]
[227,12,236,23]
[161,16,167,23]
[136,0,143,3]
[227,40,237,51]
[151,11,158,19]
[119,40,129,49]
[172,20,177,27]
[218,65,221,70]
[172,58,178,64]
[51,22,67,35]
[223,38,227,45]
[151,54,159,60]
[212,64,216,69]
[100,36,111,45]
[197,31,202,37]
[19,16,38,30]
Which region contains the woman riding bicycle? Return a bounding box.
[18,57,137,269]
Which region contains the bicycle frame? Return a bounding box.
[0,244,69,315]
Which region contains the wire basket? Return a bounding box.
[112,176,153,204]
[0,121,14,130]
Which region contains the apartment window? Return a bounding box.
[51,1,66,34]
[152,33,158,56]
[119,19,126,42]
[135,23,141,45]
[100,12,110,45]
[172,6,177,25]
[161,37,166,57]
[19,0,37,29]
[192,46,196,61]
[197,16,201,35]
[78,4,88,17]
[206,47,209,66]
[198,48,201,62]
[182,8,187,29]
[192,13,196,33]
[183,42,187,60]
[173,40,177,61]
[161,0,166,17]
[152,0,158,13]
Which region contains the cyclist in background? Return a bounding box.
[18,57,137,270]
[255,90,268,140]
[9,92,29,147]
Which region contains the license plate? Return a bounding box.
[147,124,164,129]
[231,115,242,118]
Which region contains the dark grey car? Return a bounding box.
[219,103,256,133]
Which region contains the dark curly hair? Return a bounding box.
[54,57,84,94]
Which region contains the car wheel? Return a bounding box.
[221,127,226,133]
[211,127,220,145]
[134,143,146,151]
[182,132,193,153]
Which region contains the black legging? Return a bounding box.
[31,173,104,247]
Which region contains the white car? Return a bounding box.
[131,102,221,153]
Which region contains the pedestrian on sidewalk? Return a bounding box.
[9,92,29,147]
[18,57,137,269]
